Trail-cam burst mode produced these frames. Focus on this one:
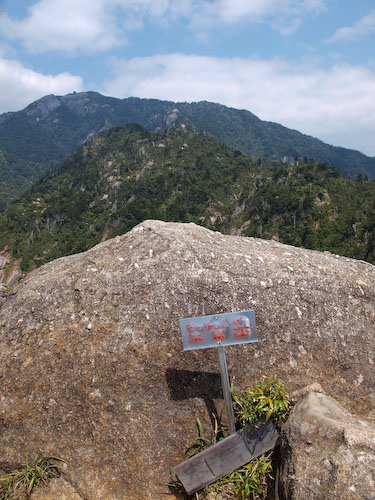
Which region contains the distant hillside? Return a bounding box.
[1,124,374,273]
[0,91,374,204]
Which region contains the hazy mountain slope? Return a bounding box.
[1,124,374,274]
[0,93,173,203]
[176,101,375,176]
[0,91,374,203]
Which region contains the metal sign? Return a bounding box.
[179,310,257,351]
[179,310,258,435]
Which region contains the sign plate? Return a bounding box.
[179,310,257,351]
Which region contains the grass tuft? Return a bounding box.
[232,375,291,429]
[0,456,66,500]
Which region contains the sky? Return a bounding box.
[0,0,374,156]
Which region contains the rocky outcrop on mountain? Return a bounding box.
[280,390,375,500]
[0,252,22,287]
[0,220,375,499]
[26,94,61,118]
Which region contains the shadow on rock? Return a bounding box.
[166,368,223,426]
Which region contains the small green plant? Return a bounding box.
[186,416,226,458]
[169,376,291,499]
[232,375,291,428]
[0,456,66,500]
[218,453,273,500]
[166,469,186,497]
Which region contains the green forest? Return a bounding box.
[1,124,375,273]
[1,92,374,204]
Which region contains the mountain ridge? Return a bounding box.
[1,91,374,204]
[1,123,375,278]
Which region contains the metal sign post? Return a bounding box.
[179,310,258,435]
[217,345,236,434]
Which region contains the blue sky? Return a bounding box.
[0,0,374,155]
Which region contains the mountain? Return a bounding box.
[1,124,374,275]
[1,91,374,204]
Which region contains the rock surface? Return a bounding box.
[30,476,84,500]
[280,391,375,500]
[0,252,22,287]
[0,220,375,499]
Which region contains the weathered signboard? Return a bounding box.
[175,421,280,495]
[179,310,257,351]
[179,310,258,435]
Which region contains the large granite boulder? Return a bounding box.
[0,220,375,499]
[280,391,375,500]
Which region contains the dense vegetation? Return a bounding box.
[169,376,291,499]
[1,124,375,274]
[1,91,374,203]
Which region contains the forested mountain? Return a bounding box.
[1,91,374,204]
[1,124,374,273]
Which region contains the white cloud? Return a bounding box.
[0,0,124,54]
[190,0,326,31]
[0,0,327,54]
[0,0,189,54]
[0,58,83,114]
[328,10,375,42]
[103,53,375,156]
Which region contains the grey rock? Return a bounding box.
[0,220,375,499]
[166,108,180,127]
[0,252,22,287]
[27,94,61,118]
[290,382,325,404]
[279,391,375,500]
[30,476,84,500]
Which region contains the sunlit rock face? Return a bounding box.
[1,220,374,499]
[280,391,375,500]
